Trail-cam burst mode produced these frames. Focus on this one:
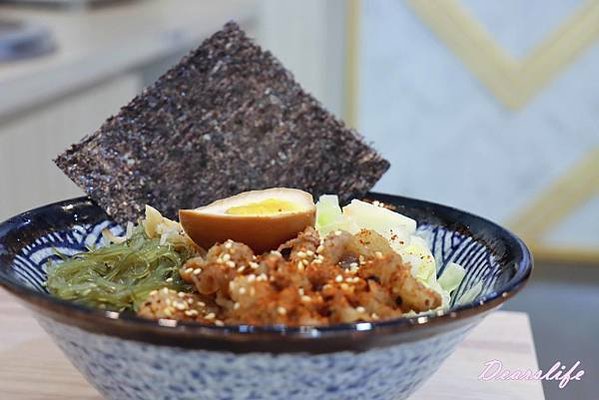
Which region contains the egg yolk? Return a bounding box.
[225,198,302,215]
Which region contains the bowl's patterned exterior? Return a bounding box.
[0,193,532,400]
[40,314,474,400]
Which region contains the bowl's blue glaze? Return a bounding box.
[0,193,532,400]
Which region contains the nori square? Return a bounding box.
[55,22,389,224]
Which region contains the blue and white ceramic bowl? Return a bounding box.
[0,193,532,400]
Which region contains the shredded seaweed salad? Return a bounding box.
[46,208,197,312]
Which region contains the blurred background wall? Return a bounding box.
[356,2,599,399]
[0,1,597,399]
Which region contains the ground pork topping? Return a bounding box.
[138,227,441,326]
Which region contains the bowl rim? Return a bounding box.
[0,193,533,351]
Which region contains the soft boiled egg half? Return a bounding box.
[179,188,316,253]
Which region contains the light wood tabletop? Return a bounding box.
[0,289,545,399]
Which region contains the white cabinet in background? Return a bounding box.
[0,73,141,221]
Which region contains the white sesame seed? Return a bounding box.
[237,265,246,273]
[258,273,268,281]
[149,290,158,296]
[356,306,366,313]
[205,312,216,320]
[226,261,236,268]
[214,320,225,326]
[340,283,349,290]
[297,262,305,272]
[166,277,173,283]
[249,262,259,269]
[313,259,323,265]
[234,302,240,310]
[177,292,186,298]
[335,275,343,283]
[301,295,312,302]
[222,253,231,262]
[224,242,233,249]
[298,288,305,296]
[161,287,170,295]
[306,250,314,257]
[174,301,188,311]
[239,287,247,295]
[184,267,194,274]
[371,313,380,320]
[316,245,325,253]
[197,301,206,307]
[349,262,358,269]
[193,268,202,275]
[375,251,383,259]
[277,306,287,315]
[334,230,342,236]
[296,251,306,258]
[185,309,199,317]
[247,274,256,282]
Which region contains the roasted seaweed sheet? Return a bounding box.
[55,22,389,224]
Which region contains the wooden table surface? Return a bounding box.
[0,290,545,399]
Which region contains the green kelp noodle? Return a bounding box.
[46,206,199,311]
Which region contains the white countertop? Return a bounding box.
[0,0,258,120]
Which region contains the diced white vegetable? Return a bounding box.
[438,262,466,294]
[342,200,416,236]
[457,281,483,305]
[397,235,436,285]
[315,195,343,228]
[315,195,360,235]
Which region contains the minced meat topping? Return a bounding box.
[138,227,441,326]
